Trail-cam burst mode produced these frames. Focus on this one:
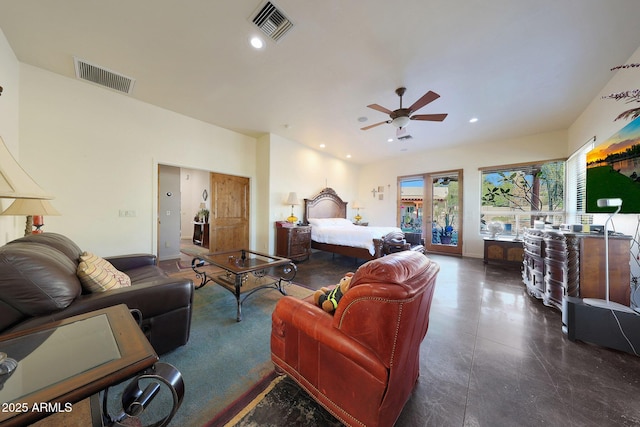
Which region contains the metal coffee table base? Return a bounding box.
[190,256,297,321]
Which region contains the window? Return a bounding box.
[480,159,565,236]
[566,137,596,224]
[399,177,424,233]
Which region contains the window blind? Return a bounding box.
[566,137,595,223]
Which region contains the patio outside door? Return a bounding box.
[398,169,463,256]
[426,170,463,255]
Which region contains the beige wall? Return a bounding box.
[359,130,569,258]
[180,167,210,240]
[265,133,360,254]
[568,45,640,269]
[3,25,640,262]
[17,64,257,256]
[0,27,22,241]
[569,45,640,155]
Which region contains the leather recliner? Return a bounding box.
[0,233,193,355]
[271,251,439,427]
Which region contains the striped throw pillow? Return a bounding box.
[77,252,132,293]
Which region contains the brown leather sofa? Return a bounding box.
[0,233,193,355]
[271,251,439,427]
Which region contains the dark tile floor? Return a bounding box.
[167,248,640,426]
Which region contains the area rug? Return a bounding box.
[220,375,342,427]
[102,265,314,427]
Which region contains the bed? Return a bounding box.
[303,187,403,260]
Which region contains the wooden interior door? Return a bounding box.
[209,173,250,252]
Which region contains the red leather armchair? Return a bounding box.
[271,251,439,427]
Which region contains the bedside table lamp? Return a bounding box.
[285,192,299,223]
[353,200,363,223]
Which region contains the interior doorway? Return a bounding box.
[208,172,250,252]
[398,169,463,256]
[157,166,250,260]
[158,165,182,261]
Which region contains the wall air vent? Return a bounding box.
[251,1,294,42]
[74,57,136,94]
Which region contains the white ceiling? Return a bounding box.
[2,1,640,164]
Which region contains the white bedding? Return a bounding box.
[308,218,402,255]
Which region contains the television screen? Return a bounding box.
[586,116,640,213]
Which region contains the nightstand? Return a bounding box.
[275,223,312,262]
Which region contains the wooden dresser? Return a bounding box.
[522,228,546,300]
[522,228,631,310]
[275,223,312,262]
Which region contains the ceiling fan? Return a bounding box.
[361,87,447,131]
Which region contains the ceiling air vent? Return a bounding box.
[397,127,413,141]
[251,1,294,42]
[74,57,135,94]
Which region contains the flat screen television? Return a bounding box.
[586,115,640,213]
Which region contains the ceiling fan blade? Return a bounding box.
[366,104,393,115]
[408,91,440,113]
[360,120,389,130]
[410,113,448,122]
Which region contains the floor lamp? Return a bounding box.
[0,136,56,236]
[583,198,636,314]
[1,198,61,235]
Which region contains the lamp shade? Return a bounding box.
[285,192,300,205]
[597,198,623,208]
[0,136,53,199]
[391,116,410,129]
[352,200,363,209]
[1,198,61,216]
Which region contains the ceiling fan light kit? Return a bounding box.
[392,116,410,128]
[361,87,448,132]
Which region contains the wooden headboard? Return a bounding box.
[303,188,348,224]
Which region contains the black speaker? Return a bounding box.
[565,296,640,356]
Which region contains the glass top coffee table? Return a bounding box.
[187,249,297,321]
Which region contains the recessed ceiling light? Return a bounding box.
[387,138,393,143]
[346,154,352,159]
[319,144,325,148]
[358,116,368,123]
[250,36,264,49]
[469,117,478,123]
